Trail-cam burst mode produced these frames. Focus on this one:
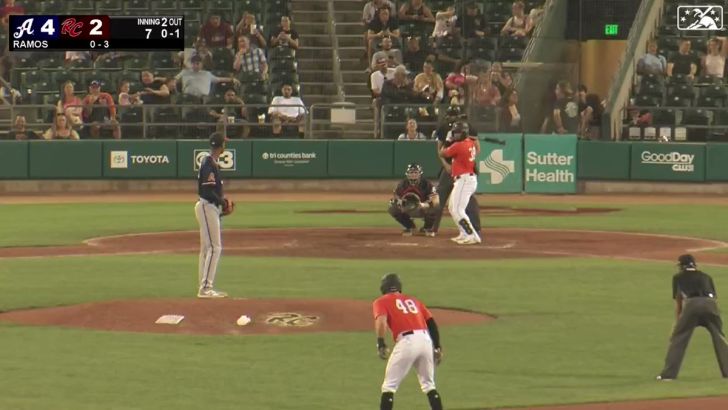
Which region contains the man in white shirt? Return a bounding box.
[175,55,238,101]
[268,83,306,135]
[370,56,397,138]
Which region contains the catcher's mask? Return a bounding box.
[451,121,469,141]
[406,163,423,184]
[380,273,403,294]
[678,254,697,271]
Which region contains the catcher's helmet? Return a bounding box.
[380,273,403,294]
[406,163,423,184]
[678,254,697,271]
[451,121,470,141]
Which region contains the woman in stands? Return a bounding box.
[490,62,513,95]
[117,80,143,107]
[398,118,428,140]
[235,12,267,49]
[702,37,727,79]
[500,89,521,132]
[43,113,80,140]
[471,68,501,107]
[56,80,83,128]
[501,1,529,38]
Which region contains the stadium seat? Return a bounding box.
[98,0,122,12]
[641,73,664,86]
[669,73,693,85]
[665,94,692,107]
[66,58,94,69]
[150,107,180,138]
[652,108,677,125]
[22,71,49,86]
[498,47,524,62]
[239,0,263,14]
[704,84,727,99]
[634,94,660,107]
[15,56,39,70]
[210,48,234,72]
[36,55,64,70]
[671,83,695,99]
[180,0,203,11]
[150,0,177,11]
[41,0,66,13]
[469,37,498,50]
[149,52,177,69]
[468,48,496,62]
[657,24,678,36]
[51,70,81,87]
[208,0,233,11]
[71,0,95,12]
[710,109,728,140]
[698,95,722,107]
[125,0,149,11]
[124,57,148,71]
[95,56,123,69]
[268,47,296,61]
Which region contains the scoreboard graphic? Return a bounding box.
[9,15,184,51]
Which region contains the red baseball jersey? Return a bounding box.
[443,138,477,178]
[373,292,433,341]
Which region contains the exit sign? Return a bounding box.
[604,24,619,36]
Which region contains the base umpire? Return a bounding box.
[657,254,728,380]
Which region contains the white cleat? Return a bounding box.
[450,234,466,243]
[197,288,228,299]
[456,236,481,245]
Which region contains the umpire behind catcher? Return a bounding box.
[657,254,728,380]
[388,163,440,236]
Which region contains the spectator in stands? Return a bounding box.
[233,36,268,80]
[371,56,396,138]
[432,6,458,38]
[702,37,727,78]
[117,81,143,107]
[398,0,435,26]
[397,118,427,140]
[501,1,529,38]
[579,93,604,140]
[625,106,652,127]
[543,81,579,134]
[209,88,249,138]
[414,61,444,103]
[57,80,83,128]
[270,16,299,50]
[199,14,235,49]
[0,0,23,29]
[10,114,39,140]
[667,39,697,79]
[363,0,395,25]
[82,80,120,139]
[577,84,588,112]
[0,77,19,105]
[164,77,178,101]
[490,62,513,95]
[270,116,300,138]
[381,65,417,104]
[139,70,171,105]
[235,12,267,50]
[268,83,306,135]
[367,7,401,66]
[472,68,501,107]
[177,55,239,101]
[180,41,214,69]
[527,0,550,35]
[65,51,92,66]
[459,1,488,41]
[371,36,403,71]
[403,36,433,73]
[500,89,522,132]
[445,63,476,106]
[637,39,667,76]
[43,113,80,140]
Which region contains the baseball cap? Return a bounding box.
[209,132,227,148]
[678,254,697,270]
[191,54,203,63]
[89,80,102,87]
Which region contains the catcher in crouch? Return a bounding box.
[388,163,440,236]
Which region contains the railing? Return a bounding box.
[617,104,728,142]
[605,0,663,140]
[327,0,346,103]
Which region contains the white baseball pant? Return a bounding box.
[195,198,222,289]
[381,330,437,393]
[448,174,478,238]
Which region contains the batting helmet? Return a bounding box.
[451,121,469,141]
[678,254,697,271]
[405,163,423,184]
[380,273,403,294]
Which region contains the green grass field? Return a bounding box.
[1,198,727,410]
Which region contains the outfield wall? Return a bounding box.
[2,138,728,194]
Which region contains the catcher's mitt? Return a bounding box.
[401,193,422,216]
[222,198,235,216]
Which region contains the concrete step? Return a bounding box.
[343,83,370,95]
[339,57,367,72]
[329,0,363,12]
[293,22,329,35]
[290,0,328,12]
[297,58,334,70]
[333,34,363,48]
[301,82,341,95]
[297,47,337,59]
[341,70,368,83]
[301,34,334,47]
[302,94,340,104]
[344,95,373,106]
[299,70,336,82]
[333,22,366,36]
[333,10,362,22]
[290,10,331,23]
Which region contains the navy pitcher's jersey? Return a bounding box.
[394,178,435,202]
[198,155,224,206]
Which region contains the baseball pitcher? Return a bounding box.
[194,132,235,298]
[388,163,440,236]
[373,273,444,410]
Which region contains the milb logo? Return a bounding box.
[678,5,723,30]
[194,149,236,171]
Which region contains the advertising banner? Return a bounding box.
[177,140,252,178]
[630,142,705,182]
[476,134,523,193]
[103,140,177,178]
[252,140,328,178]
[524,134,578,193]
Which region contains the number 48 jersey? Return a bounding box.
[373,292,433,341]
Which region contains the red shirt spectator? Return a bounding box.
[0,0,24,28]
[199,15,234,49]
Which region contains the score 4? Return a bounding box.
[12,15,110,42]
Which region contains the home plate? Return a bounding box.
[155,314,184,325]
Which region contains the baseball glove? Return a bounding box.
[222,198,235,216]
[401,193,422,216]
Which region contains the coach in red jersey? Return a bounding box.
[373,273,443,410]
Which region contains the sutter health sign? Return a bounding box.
[524,134,577,193]
[630,142,705,181]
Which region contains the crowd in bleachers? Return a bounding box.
[364,0,548,139]
[627,0,728,142]
[0,0,305,140]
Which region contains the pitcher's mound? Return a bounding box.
[0,298,494,336]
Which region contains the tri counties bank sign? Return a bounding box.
[631,143,705,181]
